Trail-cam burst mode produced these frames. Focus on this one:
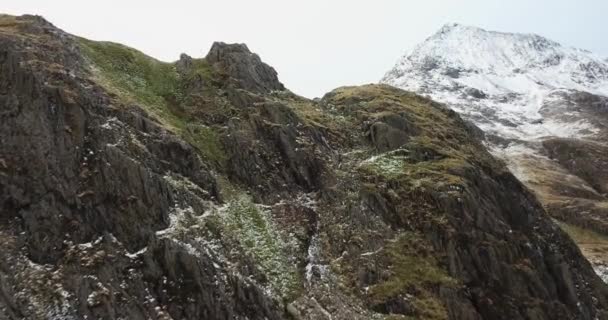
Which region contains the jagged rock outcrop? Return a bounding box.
[206,42,285,93]
[1,14,608,320]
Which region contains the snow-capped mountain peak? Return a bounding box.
[382,24,608,141]
[409,23,567,72]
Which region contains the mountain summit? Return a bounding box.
[383,23,608,140]
[383,24,608,280]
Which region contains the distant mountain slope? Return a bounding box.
[382,23,608,281]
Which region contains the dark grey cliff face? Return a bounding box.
[0,14,282,320]
[1,14,608,320]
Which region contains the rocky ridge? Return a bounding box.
[1,14,608,320]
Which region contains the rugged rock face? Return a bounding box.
[205,42,285,93]
[1,14,608,320]
[382,23,608,278]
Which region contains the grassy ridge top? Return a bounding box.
[78,38,226,166]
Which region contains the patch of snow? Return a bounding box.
[125,247,148,259]
[302,193,330,287]
[155,204,197,237]
[100,117,120,130]
[595,264,608,283]
[77,242,93,250]
[360,248,382,257]
[305,231,322,284]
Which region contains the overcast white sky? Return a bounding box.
[3,0,607,98]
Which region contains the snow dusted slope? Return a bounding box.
[382,23,608,282]
[382,23,608,141]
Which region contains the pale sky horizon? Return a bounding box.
[2,0,607,98]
